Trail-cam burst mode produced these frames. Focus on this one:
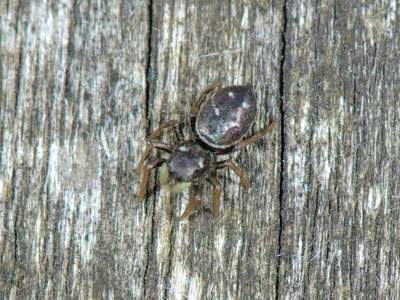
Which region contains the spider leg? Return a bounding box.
[216,159,249,188]
[136,142,172,173]
[180,199,202,220]
[149,120,183,141]
[180,184,203,220]
[138,158,165,200]
[208,175,222,217]
[238,119,276,148]
[190,80,221,116]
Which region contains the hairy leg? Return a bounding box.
[208,175,222,217]
[149,120,183,141]
[180,199,202,220]
[138,158,165,200]
[180,184,203,220]
[136,142,172,173]
[239,119,276,148]
[190,80,221,116]
[216,159,249,187]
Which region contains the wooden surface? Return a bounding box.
[1,0,399,299]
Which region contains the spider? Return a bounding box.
[136,80,275,219]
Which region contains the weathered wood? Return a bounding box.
[1,0,399,299]
[279,1,400,298]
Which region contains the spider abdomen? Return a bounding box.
[195,85,257,149]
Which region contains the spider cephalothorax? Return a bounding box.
[167,142,213,182]
[136,81,275,219]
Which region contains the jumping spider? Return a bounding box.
[136,80,275,219]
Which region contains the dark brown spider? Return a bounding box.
[136,80,275,219]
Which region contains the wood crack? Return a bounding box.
[276,0,288,299]
[349,74,360,298]
[62,2,77,297]
[162,213,175,300]
[9,167,18,291]
[142,0,155,298]
[144,0,154,136]
[12,0,24,116]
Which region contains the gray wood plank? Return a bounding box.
[1,0,399,299]
[0,1,150,298]
[142,1,282,299]
[279,0,400,298]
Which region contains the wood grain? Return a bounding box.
[0,0,399,299]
